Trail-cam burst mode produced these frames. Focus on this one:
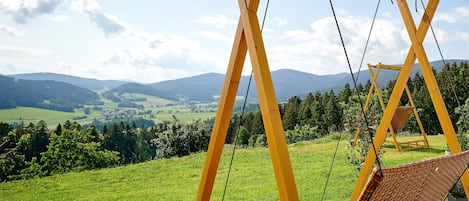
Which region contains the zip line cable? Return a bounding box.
[221,1,270,200]
[327,0,384,178]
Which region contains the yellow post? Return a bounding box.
[350,0,440,199]
[196,0,257,200]
[197,0,299,200]
[404,85,429,146]
[238,0,299,199]
[396,0,469,197]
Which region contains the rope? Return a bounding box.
[444,165,469,200]
[221,0,271,199]
[320,132,342,201]
[419,0,461,109]
[221,71,253,201]
[355,0,382,82]
[327,0,384,176]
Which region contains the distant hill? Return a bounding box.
[149,73,237,102]
[6,59,467,103]
[0,75,99,112]
[103,82,178,101]
[10,72,127,90]
[150,60,468,101]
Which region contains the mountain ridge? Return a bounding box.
[10,72,127,90]
[8,59,469,102]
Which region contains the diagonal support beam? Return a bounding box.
[197,0,299,200]
[196,0,257,200]
[349,0,459,199]
[396,0,469,197]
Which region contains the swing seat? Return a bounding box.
[391,106,414,131]
[359,150,469,201]
[386,106,429,151]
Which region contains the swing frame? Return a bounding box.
[197,0,469,200]
[352,63,429,152]
[350,0,469,199]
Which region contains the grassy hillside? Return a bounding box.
[0,135,448,200]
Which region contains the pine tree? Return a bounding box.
[282,96,301,130]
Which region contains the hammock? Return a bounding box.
[359,150,469,201]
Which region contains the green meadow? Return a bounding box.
[0,107,84,126]
[0,93,217,127]
[0,135,448,200]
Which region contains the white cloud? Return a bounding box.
[68,0,225,82]
[196,31,231,43]
[0,25,24,37]
[196,14,237,28]
[98,35,223,73]
[458,32,469,42]
[0,0,64,23]
[50,14,70,22]
[0,45,49,56]
[283,30,312,41]
[273,17,288,26]
[71,0,127,37]
[70,0,99,12]
[435,6,469,24]
[267,16,408,75]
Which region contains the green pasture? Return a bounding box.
[0,107,84,126]
[0,135,449,200]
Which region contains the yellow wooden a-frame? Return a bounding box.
[352,63,429,152]
[350,0,469,199]
[197,0,469,200]
[196,0,299,200]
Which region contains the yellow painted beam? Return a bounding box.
[198,0,298,200]
[396,0,469,197]
[196,0,258,200]
[238,0,299,199]
[350,0,439,199]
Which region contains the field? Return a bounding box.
[0,93,217,127]
[0,107,84,126]
[0,135,450,200]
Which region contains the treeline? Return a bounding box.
[0,118,211,181]
[0,75,99,111]
[225,62,469,146]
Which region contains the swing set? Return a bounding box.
[353,63,430,152]
[196,0,469,200]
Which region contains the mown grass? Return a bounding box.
[0,135,449,200]
[0,107,84,126]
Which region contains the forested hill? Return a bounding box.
[6,59,468,103]
[0,75,99,111]
[103,82,178,101]
[149,59,468,101]
[10,72,127,90]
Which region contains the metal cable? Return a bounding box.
[320,132,342,201]
[419,0,461,109]
[356,0,382,83]
[328,0,384,177]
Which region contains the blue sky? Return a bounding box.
[0,0,468,83]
